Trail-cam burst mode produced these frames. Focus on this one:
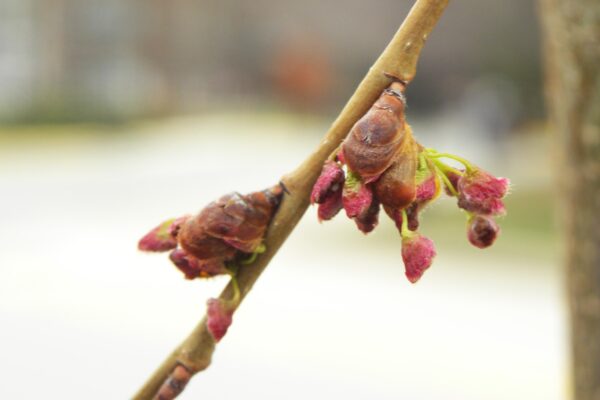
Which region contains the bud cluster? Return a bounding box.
[138,185,282,341]
[311,83,509,283]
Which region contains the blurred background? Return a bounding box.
[0,1,565,399]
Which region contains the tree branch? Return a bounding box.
[133,1,449,398]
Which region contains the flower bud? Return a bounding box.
[311,160,345,204]
[457,169,509,215]
[317,190,343,222]
[169,248,229,279]
[206,298,234,342]
[401,234,436,283]
[342,171,373,218]
[354,198,380,233]
[416,175,437,202]
[138,218,183,252]
[311,160,345,221]
[467,215,500,248]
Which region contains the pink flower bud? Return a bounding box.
[138,218,181,252]
[342,172,373,218]
[317,189,343,221]
[467,215,500,248]
[311,160,345,222]
[416,175,438,202]
[206,298,234,342]
[169,249,199,279]
[311,160,345,204]
[169,249,228,279]
[401,234,436,283]
[457,169,509,215]
[354,198,380,233]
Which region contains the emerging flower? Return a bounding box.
[467,214,500,249]
[206,298,234,342]
[401,233,436,283]
[457,169,509,216]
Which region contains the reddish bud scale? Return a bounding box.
[373,129,418,211]
[342,82,407,183]
[155,364,192,400]
[179,186,281,259]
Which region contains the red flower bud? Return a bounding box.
[416,175,438,202]
[401,234,436,283]
[467,215,500,248]
[317,190,343,222]
[169,248,228,279]
[138,217,187,252]
[206,298,234,342]
[311,160,345,204]
[311,160,345,221]
[342,171,373,218]
[457,169,509,215]
[354,197,380,233]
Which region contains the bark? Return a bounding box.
[539,1,600,399]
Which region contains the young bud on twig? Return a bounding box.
[467,214,500,249]
[401,233,436,283]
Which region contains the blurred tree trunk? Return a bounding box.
[539,1,600,399]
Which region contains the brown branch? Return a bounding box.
[133,1,449,398]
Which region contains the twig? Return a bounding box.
[133,1,449,398]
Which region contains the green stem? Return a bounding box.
[432,162,459,197]
[426,149,475,172]
[430,157,459,175]
[230,275,241,305]
[240,243,266,265]
[400,209,413,239]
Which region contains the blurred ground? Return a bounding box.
[0,115,566,399]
